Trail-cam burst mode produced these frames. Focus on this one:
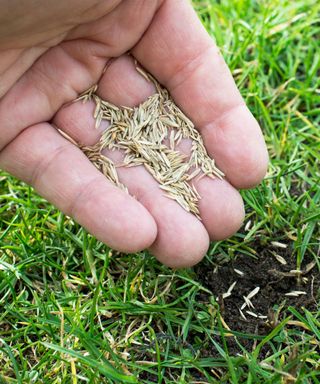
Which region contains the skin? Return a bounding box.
[0,0,268,268]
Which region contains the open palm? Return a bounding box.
[0,0,268,267]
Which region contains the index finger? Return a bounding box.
[0,123,157,252]
[132,0,268,188]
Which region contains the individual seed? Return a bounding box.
[246,310,258,318]
[284,291,307,297]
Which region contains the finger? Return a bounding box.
[53,100,109,146]
[0,123,157,253]
[192,177,244,240]
[102,147,210,268]
[132,0,268,189]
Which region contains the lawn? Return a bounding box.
[0,0,319,383]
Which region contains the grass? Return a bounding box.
[0,0,319,382]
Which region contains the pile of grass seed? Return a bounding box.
[77,68,224,218]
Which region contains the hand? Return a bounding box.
[0,0,268,268]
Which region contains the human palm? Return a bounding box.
[0,0,268,267]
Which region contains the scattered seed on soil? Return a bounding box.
[195,250,319,355]
[246,310,258,318]
[290,269,302,274]
[239,309,247,320]
[271,251,287,265]
[75,64,224,217]
[241,295,254,310]
[305,261,317,273]
[222,281,237,299]
[241,286,260,310]
[234,268,244,276]
[244,220,252,231]
[246,286,260,300]
[240,301,248,311]
[271,241,288,248]
[284,291,307,297]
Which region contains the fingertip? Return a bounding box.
[234,146,269,189]
[148,210,210,269]
[196,178,245,241]
[114,200,158,253]
[203,106,269,190]
[53,100,109,146]
[97,55,156,107]
[77,187,158,253]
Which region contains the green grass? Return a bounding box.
[1,0,320,382]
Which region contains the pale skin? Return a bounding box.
[0,0,268,268]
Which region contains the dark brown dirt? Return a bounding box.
[194,244,319,355]
[136,245,319,381]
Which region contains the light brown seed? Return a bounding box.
[78,62,224,217]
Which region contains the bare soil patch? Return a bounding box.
[195,244,319,354]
